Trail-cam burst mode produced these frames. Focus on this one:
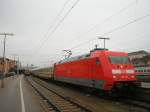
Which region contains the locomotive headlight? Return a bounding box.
[131,75,135,78]
[112,69,121,74]
[113,75,117,78]
[126,70,134,74]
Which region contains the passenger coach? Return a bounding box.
[135,67,150,82]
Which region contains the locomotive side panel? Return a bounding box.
[90,51,115,90]
[54,57,105,89]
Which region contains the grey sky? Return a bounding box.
[0,0,150,67]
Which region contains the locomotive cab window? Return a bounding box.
[108,56,131,64]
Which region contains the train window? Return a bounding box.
[144,70,146,72]
[108,56,131,64]
[148,69,150,72]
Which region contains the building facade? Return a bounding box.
[0,57,16,75]
[129,50,150,67]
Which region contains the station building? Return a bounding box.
[0,57,16,74]
[129,50,150,67]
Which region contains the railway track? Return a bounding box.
[26,76,92,112]
[27,76,150,112]
[132,87,150,102]
[121,99,150,111]
[95,87,150,111]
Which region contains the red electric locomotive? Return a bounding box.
[54,49,136,90]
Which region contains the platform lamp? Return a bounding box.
[0,33,14,88]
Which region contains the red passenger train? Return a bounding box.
[32,49,137,91]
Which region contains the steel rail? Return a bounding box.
[26,76,92,112]
[29,76,150,111]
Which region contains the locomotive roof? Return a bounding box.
[90,48,108,52]
[58,53,90,64]
[58,49,108,64]
[57,49,128,64]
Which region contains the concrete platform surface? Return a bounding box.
[0,75,44,112]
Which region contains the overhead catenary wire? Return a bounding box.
[29,0,70,65]
[72,33,150,56]
[31,0,136,62]
[63,0,137,48]
[30,0,149,65]
[134,0,138,20]
[30,0,80,64]
[33,0,70,51]
[33,0,80,55]
[70,12,150,50]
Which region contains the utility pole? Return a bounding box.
[0,33,14,88]
[17,56,19,75]
[98,37,110,49]
[11,54,19,75]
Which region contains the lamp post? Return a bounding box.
[0,33,14,88]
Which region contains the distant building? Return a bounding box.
[129,50,150,67]
[143,55,150,66]
[0,57,16,74]
[129,50,149,60]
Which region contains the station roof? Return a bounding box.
[129,50,149,56]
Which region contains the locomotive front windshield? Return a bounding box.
[109,56,131,64]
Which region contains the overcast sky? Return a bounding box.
[0,0,150,67]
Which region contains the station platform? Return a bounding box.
[0,75,44,112]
